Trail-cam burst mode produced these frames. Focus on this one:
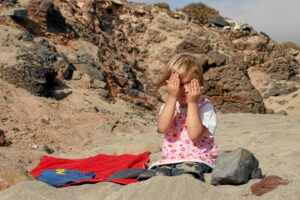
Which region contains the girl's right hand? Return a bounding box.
[166,73,180,99]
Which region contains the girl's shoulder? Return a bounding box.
[198,98,213,108]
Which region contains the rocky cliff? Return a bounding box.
[1,0,299,114]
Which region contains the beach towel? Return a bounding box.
[30,152,150,187]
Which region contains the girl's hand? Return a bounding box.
[187,79,202,103]
[166,73,180,99]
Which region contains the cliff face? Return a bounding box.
[0,0,299,114]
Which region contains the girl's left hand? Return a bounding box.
[187,79,203,103]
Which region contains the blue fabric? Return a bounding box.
[38,169,95,187]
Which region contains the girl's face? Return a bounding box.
[177,73,198,108]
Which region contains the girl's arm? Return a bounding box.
[186,79,206,141]
[157,73,180,134]
[157,96,177,134]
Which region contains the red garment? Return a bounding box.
[30,152,150,187]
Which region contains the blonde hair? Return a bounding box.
[155,53,204,88]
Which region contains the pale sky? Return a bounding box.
[129,0,300,46]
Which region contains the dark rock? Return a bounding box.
[135,100,154,111]
[15,32,34,42]
[1,65,57,97]
[51,90,72,100]
[127,88,139,98]
[206,15,229,27]
[240,24,253,31]
[43,145,55,154]
[129,79,143,91]
[211,148,263,185]
[0,130,11,147]
[121,64,136,79]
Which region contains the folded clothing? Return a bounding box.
[38,169,95,187]
[30,152,150,187]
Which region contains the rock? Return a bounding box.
[206,15,229,27]
[41,115,50,125]
[0,34,67,97]
[266,108,274,114]
[91,79,106,89]
[43,145,55,154]
[275,110,287,115]
[0,137,11,147]
[51,90,72,100]
[123,143,161,155]
[0,130,11,147]
[80,73,92,84]
[121,64,136,79]
[211,148,263,185]
[72,71,83,80]
[126,88,139,98]
[207,51,226,67]
[175,37,211,54]
[2,8,28,21]
[96,88,114,102]
[15,32,33,42]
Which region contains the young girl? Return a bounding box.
[138,53,218,182]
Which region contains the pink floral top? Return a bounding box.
[149,99,218,169]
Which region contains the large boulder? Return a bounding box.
[211,148,263,185]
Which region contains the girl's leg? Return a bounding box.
[172,162,212,182]
[137,165,172,181]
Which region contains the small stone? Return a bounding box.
[41,115,50,125]
[43,145,54,154]
[91,79,106,89]
[72,70,83,80]
[265,108,274,114]
[275,110,287,115]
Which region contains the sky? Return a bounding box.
[128,0,300,46]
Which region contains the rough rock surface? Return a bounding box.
[211,148,263,185]
[0,0,298,114]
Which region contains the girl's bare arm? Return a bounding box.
[157,73,180,134]
[157,96,177,134]
[186,79,206,140]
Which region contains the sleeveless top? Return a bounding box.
[149,99,218,169]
